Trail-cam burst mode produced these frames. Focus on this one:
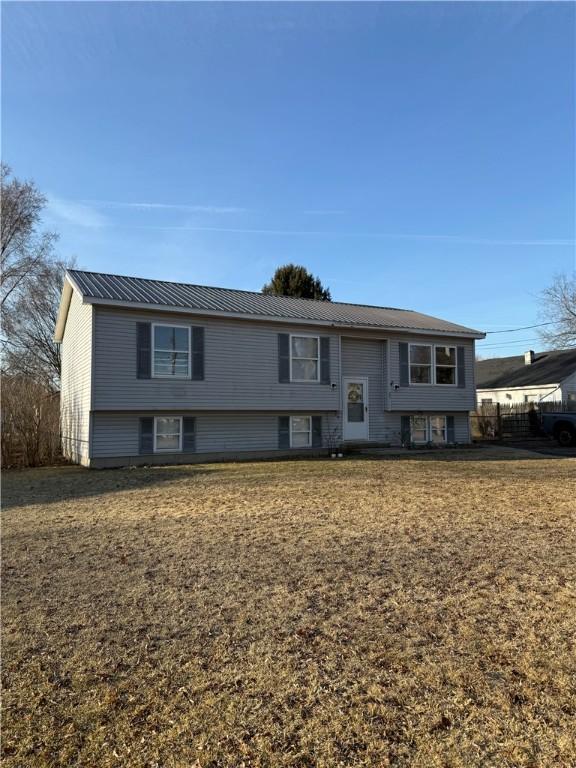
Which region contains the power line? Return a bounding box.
[484,321,554,334]
[477,337,541,349]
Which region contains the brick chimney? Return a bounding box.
[524,350,535,365]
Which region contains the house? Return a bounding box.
[476,349,576,406]
[54,269,485,467]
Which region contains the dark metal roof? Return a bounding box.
[66,269,483,337]
[476,348,576,388]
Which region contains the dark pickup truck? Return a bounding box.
[540,412,576,447]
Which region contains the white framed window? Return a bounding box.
[154,416,183,452]
[152,324,191,378]
[429,415,447,443]
[410,415,428,443]
[290,416,312,448]
[409,344,458,385]
[290,335,320,382]
[410,415,447,444]
[481,398,493,405]
[409,344,432,384]
[435,345,457,386]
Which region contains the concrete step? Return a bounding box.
[343,441,392,452]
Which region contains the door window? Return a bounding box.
[347,382,365,422]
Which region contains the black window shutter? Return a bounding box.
[399,343,409,386]
[139,417,154,454]
[192,327,205,381]
[400,415,411,445]
[183,417,196,452]
[312,416,322,447]
[320,337,330,384]
[278,334,290,383]
[136,323,151,379]
[457,347,466,388]
[446,415,455,443]
[278,416,290,449]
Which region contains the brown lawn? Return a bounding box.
[2,452,576,767]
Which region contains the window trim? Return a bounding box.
[410,415,429,444]
[409,415,448,444]
[434,344,458,387]
[429,415,447,444]
[152,323,191,379]
[153,416,183,453]
[408,343,458,386]
[408,343,433,386]
[290,415,312,448]
[289,333,320,383]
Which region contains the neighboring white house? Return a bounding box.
[476,349,576,406]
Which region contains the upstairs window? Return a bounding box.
[409,345,432,384]
[408,344,457,385]
[290,335,320,382]
[153,324,190,378]
[435,346,457,385]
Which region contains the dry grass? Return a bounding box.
[2,452,576,767]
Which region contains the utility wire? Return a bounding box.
[477,337,541,349]
[484,321,554,334]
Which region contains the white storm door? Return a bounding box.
[343,377,369,440]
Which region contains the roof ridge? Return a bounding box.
[67,268,414,314]
[479,348,576,363]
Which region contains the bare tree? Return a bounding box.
[539,272,576,349]
[1,163,58,308]
[1,164,68,465]
[2,258,72,386]
[1,375,61,467]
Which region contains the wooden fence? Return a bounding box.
[470,401,575,441]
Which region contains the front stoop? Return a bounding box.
[342,441,393,454]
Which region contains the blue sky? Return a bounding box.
[3,2,575,355]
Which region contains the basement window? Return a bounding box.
[410,415,447,444]
[290,416,312,448]
[154,417,182,452]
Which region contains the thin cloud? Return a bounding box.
[47,195,108,228]
[82,199,246,214]
[118,223,575,246]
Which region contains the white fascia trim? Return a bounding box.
[53,278,74,343]
[79,296,486,339]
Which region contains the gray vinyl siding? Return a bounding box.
[91,412,339,458]
[93,307,340,411]
[91,410,469,459]
[388,336,476,411]
[341,336,387,441]
[60,290,93,464]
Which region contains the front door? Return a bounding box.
[343,377,369,440]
